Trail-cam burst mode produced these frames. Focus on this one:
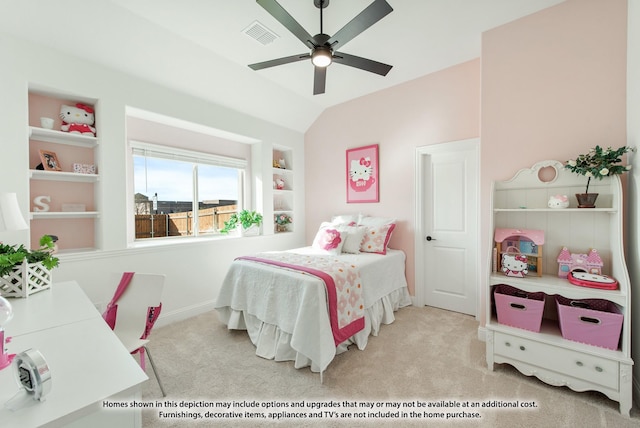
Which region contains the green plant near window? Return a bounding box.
[0,235,60,277]
[220,210,263,234]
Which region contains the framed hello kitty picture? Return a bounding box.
[346,144,379,203]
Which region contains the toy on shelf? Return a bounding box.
[547,194,569,209]
[59,103,96,136]
[494,228,545,277]
[567,271,618,290]
[556,247,603,278]
[501,253,529,278]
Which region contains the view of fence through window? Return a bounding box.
[133,154,241,239]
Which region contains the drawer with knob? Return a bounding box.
[493,332,618,390]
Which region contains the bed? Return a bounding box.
[215,217,412,377]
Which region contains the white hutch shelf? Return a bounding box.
[485,160,632,416]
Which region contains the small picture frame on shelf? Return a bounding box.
[39,150,62,171]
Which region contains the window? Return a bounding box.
[131,142,246,240]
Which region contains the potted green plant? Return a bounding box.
[220,210,263,236]
[564,145,634,208]
[0,235,60,297]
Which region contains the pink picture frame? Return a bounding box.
[346,144,379,203]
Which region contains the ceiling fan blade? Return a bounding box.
[249,53,311,71]
[313,66,327,95]
[256,0,315,49]
[332,52,392,76]
[327,0,393,51]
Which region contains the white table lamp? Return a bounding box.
[0,193,29,232]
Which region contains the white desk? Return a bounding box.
[7,281,100,337]
[0,281,148,428]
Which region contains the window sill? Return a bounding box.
[129,234,238,249]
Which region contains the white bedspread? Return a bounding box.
[215,247,412,373]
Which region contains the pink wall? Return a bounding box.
[305,60,481,294]
[480,0,627,321]
[305,0,627,301]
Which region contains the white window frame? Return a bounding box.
[129,140,247,243]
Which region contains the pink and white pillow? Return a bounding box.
[358,216,396,255]
[360,223,395,254]
[312,222,346,255]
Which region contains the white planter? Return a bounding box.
[240,224,261,236]
[0,261,52,298]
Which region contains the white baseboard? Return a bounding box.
[477,326,486,342]
[154,300,216,329]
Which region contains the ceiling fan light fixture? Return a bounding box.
[311,47,332,67]
[251,0,394,94]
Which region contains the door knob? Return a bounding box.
[426,236,436,241]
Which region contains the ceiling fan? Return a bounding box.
[249,0,394,95]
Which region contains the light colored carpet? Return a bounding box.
[140,306,639,427]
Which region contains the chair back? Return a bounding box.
[110,273,165,346]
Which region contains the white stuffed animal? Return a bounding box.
[548,194,569,209]
[60,103,96,136]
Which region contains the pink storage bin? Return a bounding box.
[556,296,623,350]
[494,284,545,332]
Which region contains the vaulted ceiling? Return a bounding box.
[1,0,564,132]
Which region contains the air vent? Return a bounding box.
[243,20,279,45]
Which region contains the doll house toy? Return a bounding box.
[494,228,544,277]
[556,247,603,278]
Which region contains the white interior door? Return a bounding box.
[415,139,479,316]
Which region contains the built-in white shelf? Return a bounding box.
[29,126,98,148]
[29,170,99,183]
[30,211,99,219]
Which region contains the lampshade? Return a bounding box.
[0,193,29,232]
[311,47,332,67]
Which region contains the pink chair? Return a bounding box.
[104,273,166,397]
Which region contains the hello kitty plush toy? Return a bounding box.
[548,194,569,209]
[60,103,96,136]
